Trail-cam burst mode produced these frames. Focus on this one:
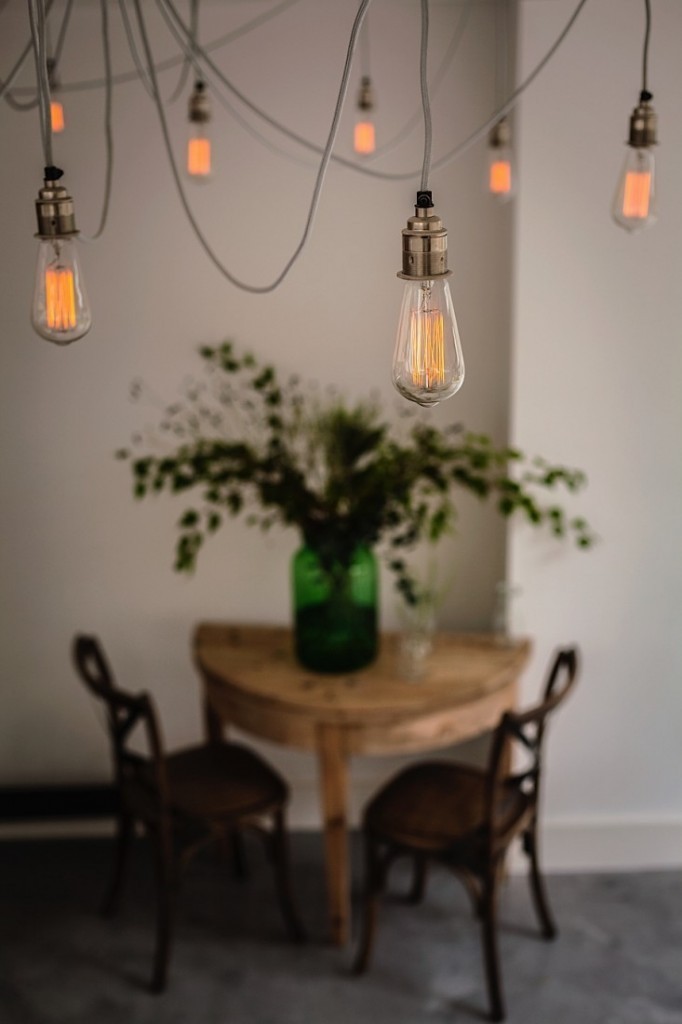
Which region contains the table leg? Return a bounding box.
[316,723,349,946]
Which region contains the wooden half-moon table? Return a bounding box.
[193,623,531,946]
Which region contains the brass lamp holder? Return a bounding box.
[357,76,374,112]
[35,167,78,239]
[488,116,511,149]
[397,191,451,281]
[627,90,657,148]
[188,80,211,124]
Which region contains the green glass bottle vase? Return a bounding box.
[292,544,378,673]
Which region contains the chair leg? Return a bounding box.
[150,826,176,994]
[271,809,306,943]
[101,811,133,918]
[352,832,383,974]
[230,829,249,880]
[524,821,557,940]
[407,854,428,904]
[480,868,505,1022]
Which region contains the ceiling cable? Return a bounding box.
[168,0,199,102]
[419,0,432,191]
[10,0,303,95]
[367,0,473,162]
[80,0,114,242]
[132,0,372,292]
[28,0,53,168]
[118,0,156,99]
[0,0,55,103]
[159,0,590,183]
[5,0,69,110]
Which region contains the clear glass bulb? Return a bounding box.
[32,237,91,344]
[392,278,464,407]
[487,145,514,202]
[187,123,212,180]
[354,119,376,155]
[612,146,657,232]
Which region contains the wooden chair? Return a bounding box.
[73,634,304,993]
[353,647,579,1022]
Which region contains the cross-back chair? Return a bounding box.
[353,647,579,1022]
[73,634,304,993]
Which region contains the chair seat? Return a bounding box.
[156,742,288,821]
[365,761,529,853]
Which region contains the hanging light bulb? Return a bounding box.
[32,170,91,344]
[613,92,657,232]
[392,191,464,407]
[47,59,65,134]
[487,117,514,202]
[187,80,212,180]
[354,76,376,155]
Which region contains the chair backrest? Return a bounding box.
[72,635,168,812]
[486,647,579,843]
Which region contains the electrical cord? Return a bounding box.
[11,0,303,95]
[118,0,156,99]
[52,0,73,68]
[419,0,432,191]
[360,10,370,81]
[4,0,70,110]
[168,0,198,102]
[367,0,473,162]
[0,0,55,103]
[430,0,590,175]
[161,0,591,182]
[641,0,651,97]
[28,0,53,168]
[81,0,114,242]
[132,0,372,292]
[154,0,317,169]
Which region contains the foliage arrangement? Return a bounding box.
[117,341,594,603]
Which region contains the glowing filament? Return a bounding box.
[188,137,211,177]
[489,160,511,195]
[354,121,376,155]
[622,170,651,219]
[409,308,446,388]
[45,267,77,331]
[51,101,65,133]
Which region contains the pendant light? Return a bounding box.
[486,0,514,201]
[47,58,65,134]
[613,0,657,232]
[187,80,212,180]
[353,16,376,155]
[32,168,92,344]
[392,190,464,407]
[487,117,514,201]
[354,76,376,155]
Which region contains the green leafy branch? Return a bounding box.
[117,341,595,601]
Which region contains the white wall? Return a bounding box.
[3,1,678,870]
[511,0,682,867]
[0,2,513,818]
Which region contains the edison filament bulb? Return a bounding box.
[487,118,514,202]
[613,93,657,233]
[47,60,65,134]
[354,76,376,156]
[187,81,212,181]
[32,172,91,344]
[392,192,464,407]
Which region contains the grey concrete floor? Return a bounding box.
[0,834,680,1024]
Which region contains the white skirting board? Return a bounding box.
[1,795,680,873]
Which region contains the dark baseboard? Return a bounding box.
[0,785,119,822]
